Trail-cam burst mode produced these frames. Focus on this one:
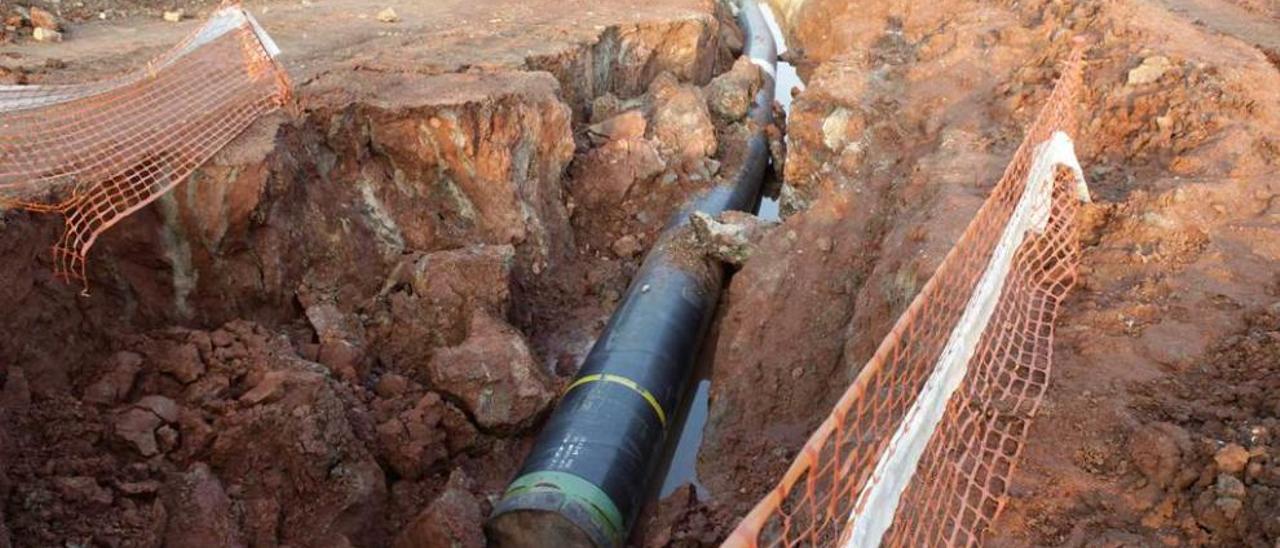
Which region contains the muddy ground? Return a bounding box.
[2,0,1279,546]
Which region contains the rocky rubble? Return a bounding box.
[1121,310,1280,545]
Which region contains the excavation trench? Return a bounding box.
[0,1,786,546]
[5,0,1279,545]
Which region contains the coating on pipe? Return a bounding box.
[485,2,777,546]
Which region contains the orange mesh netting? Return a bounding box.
[725,46,1088,547]
[0,1,291,286]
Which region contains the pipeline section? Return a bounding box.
[485,1,777,546]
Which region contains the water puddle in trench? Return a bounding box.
[657,2,804,500]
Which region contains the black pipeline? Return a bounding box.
[485,1,777,546]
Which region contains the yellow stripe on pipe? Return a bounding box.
[567,373,668,428]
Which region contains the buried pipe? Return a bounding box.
[485,1,777,546]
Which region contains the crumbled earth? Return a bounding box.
[0,0,771,545]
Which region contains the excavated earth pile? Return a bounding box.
[0,0,771,546]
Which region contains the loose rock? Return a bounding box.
[426,312,554,431]
[114,408,163,456]
[83,351,143,406]
[1127,56,1173,86]
[690,210,774,266]
[1213,443,1249,474]
[648,72,717,161]
[377,8,400,23]
[32,27,61,43]
[705,56,762,122]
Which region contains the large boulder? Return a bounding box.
[426,312,554,431]
[648,72,718,162]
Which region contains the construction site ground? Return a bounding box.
[1,0,1278,546]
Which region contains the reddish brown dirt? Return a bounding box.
[670,0,1280,545]
[0,0,764,546]
[4,0,1279,546]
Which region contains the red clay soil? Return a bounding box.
[665,0,1280,545]
[3,0,1279,546]
[0,0,769,546]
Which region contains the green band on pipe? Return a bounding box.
[502,470,624,544]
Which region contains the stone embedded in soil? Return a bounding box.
[53,476,112,506]
[1128,422,1190,488]
[690,210,774,266]
[1214,473,1246,499]
[393,469,483,548]
[1127,55,1174,86]
[611,234,644,258]
[648,72,718,161]
[32,27,61,42]
[162,463,243,548]
[569,137,667,209]
[705,56,763,122]
[587,109,648,144]
[83,351,142,406]
[426,312,554,431]
[1213,443,1250,474]
[376,392,476,479]
[376,8,400,23]
[113,407,164,456]
[371,244,516,376]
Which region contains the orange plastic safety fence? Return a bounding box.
[0,1,290,286]
[725,46,1086,548]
